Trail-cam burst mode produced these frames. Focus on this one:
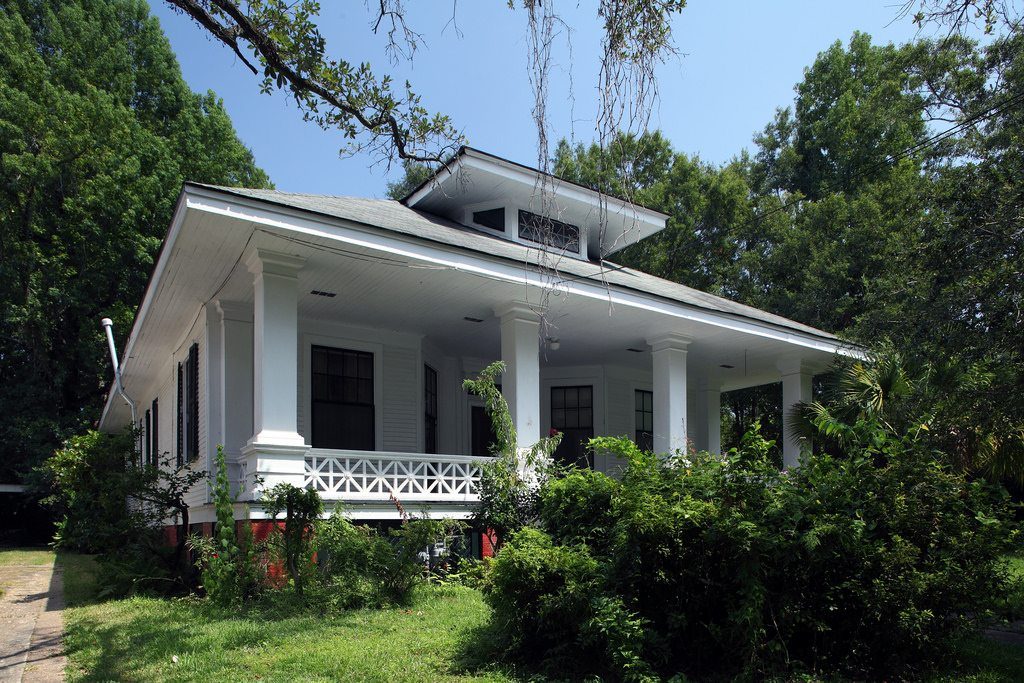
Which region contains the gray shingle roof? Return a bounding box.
[192,184,839,342]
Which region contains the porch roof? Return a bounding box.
[195,184,839,343]
[99,181,860,432]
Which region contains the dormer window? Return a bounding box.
[403,147,668,261]
[472,208,505,232]
[518,210,580,252]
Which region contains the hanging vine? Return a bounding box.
[516,0,686,337]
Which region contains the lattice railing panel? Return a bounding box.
[304,450,483,502]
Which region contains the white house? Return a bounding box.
[99,147,854,536]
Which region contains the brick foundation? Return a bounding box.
[482,529,496,558]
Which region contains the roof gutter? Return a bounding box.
[101,317,137,428]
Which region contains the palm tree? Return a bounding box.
[793,346,1024,484]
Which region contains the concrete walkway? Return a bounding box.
[0,558,66,682]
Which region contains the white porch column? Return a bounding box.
[698,381,722,455]
[215,300,253,496]
[241,248,308,495]
[779,357,813,469]
[496,303,541,451]
[648,334,691,455]
[706,385,722,456]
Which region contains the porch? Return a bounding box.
[102,184,855,520]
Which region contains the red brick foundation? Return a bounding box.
[482,529,496,558]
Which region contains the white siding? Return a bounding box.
[133,310,210,513]
[601,366,652,476]
[296,320,422,453]
[382,345,420,452]
[178,313,209,508]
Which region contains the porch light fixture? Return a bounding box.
[310,290,336,298]
[546,337,560,350]
[463,316,484,323]
[720,364,735,369]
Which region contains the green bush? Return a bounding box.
[463,361,561,552]
[485,425,1017,680]
[263,483,323,597]
[539,466,619,551]
[189,446,264,606]
[42,428,204,595]
[311,510,464,609]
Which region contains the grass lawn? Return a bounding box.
[61,553,515,682]
[0,546,55,597]
[0,547,55,566]
[58,550,1024,683]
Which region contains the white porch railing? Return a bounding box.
[304,449,485,503]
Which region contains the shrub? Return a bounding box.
[310,511,382,610]
[189,446,264,606]
[538,466,619,551]
[263,483,322,597]
[312,510,465,609]
[485,424,1017,680]
[463,361,561,551]
[42,428,204,594]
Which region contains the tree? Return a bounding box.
[385,160,434,200]
[554,33,1024,476]
[899,0,1022,36]
[164,1,688,169]
[0,0,270,486]
[554,132,750,292]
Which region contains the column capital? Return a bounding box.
[647,332,693,353]
[214,299,253,323]
[245,248,306,277]
[776,356,814,377]
[494,301,544,323]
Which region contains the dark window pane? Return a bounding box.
[312,403,374,450]
[311,346,375,450]
[312,375,328,400]
[635,390,654,448]
[565,387,577,408]
[361,379,374,404]
[473,207,505,231]
[551,386,593,468]
[329,351,344,376]
[313,348,328,374]
[342,377,357,403]
[518,210,579,251]
[424,364,438,454]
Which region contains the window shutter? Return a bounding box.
[177,362,184,468]
[144,409,151,465]
[188,343,199,462]
[151,398,159,466]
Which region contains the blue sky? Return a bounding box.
[148,1,938,197]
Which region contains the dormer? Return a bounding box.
[401,147,669,261]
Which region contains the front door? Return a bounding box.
[551,385,594,468]
[471,405,497,457]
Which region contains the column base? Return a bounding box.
[241,433,310,499]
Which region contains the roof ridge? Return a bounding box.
[190,182,399,203]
